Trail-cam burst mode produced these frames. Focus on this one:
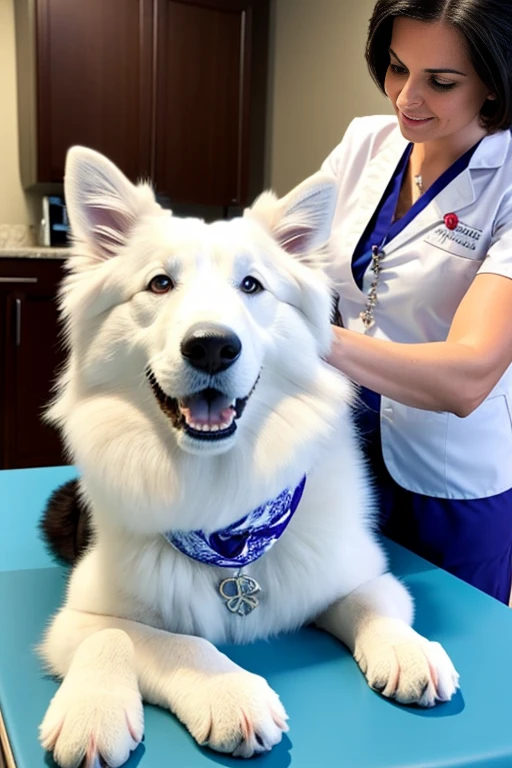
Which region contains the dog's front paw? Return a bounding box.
[40,680,144,768]
[354,617,459,707]
[39,630,144,768]
[40,679,144,768]
[176,670,289,758]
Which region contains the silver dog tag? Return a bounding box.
[218,571,261,616]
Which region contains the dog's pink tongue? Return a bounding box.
[180,392,234,427]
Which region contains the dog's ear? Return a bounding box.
[246,174,337,355]
[244,172,336,259]
[64,146,162,262]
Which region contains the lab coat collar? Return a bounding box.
[377,127,510,255]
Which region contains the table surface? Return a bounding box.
[1,465,512,768]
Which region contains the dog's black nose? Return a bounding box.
[181,323,242,373]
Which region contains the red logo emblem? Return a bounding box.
[444,213,459,230]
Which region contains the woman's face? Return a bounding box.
[384,18,494,145]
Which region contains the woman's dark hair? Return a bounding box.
[365,0,512,132]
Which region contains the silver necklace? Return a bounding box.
[414,174,424,193]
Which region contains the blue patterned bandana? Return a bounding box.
[163,476,306,569]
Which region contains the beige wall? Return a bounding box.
[268,0,393,195]
[0,0,31,226]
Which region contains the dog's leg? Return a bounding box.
[40,608,288,764]
[316,573,459,706]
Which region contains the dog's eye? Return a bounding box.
[148,275,174,294]
[240,276,264,295]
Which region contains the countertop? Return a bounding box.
[0,247,69,260]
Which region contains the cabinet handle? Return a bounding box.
[0,277,38,283]
[15,298,21,347]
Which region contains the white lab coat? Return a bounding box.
[322,115,512,499]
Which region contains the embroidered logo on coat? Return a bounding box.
[424,220,482,253]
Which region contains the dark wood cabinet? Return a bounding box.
[0,258,67,469]
[33,0,154,185]
[154,0,250,206]
[15,0,269,209]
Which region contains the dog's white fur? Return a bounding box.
[39,148,459,768]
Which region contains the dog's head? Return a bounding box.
[49,148,352,528]
[51,147,346,451]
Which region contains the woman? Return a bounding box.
[322,0,512,603]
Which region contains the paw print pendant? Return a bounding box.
[218,571,261,616]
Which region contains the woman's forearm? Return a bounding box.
[328,327,490,417]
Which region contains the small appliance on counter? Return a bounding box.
[39,195,70,246]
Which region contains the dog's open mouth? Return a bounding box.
[146,370,256,441]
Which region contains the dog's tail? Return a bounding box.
[39,479,92,566]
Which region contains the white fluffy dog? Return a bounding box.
[39,147,459,768]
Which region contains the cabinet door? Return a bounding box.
[153,0,259,208]
[34,0,153,183]
[1,261,67,469]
